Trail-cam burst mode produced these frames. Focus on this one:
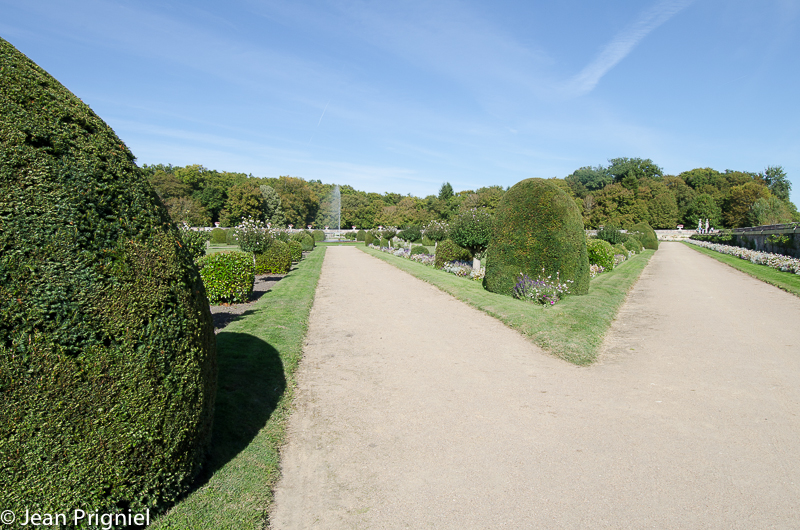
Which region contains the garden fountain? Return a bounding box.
[322,184,341,241]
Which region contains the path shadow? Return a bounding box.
[196,331,286,483]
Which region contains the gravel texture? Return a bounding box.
[271,244,800,529]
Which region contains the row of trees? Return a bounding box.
[564,158,797,229]
[142,158,798,231]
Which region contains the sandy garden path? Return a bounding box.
[270,243,800,529]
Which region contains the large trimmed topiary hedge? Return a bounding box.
[484,178,590,296]
[628,222,659,250]
[0,38,216,517]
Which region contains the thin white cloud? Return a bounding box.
[567,0,694,96]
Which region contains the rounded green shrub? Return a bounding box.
[379,238,390,247]
[483,178,590,296]
[287,240,303,262]
[255,240,292,274]
[198,251,255,303]
[434,239,472,269]
[313,229,325,242]
[628,222,659,250]
[180,227,210,262]
[624,235,643,253]
[410,245,431,255]
[357,229,367,241]
[210,227,228,244]
[300,233,315,251]
[365,232,375,246]
[421,236,434,246]
[0,37,216,517]
[226,227,239,245]
[587,238,615,270]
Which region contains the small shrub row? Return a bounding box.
[255,240,292,274]
[367,243,483,281]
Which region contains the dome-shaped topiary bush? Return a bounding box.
[0,38,216,517]
[312,229,325,242]
[198,251,256,303]
[210,227,228,244]
[300,233,315,251]
[287,240,303,262]
[587,238,615,270]
[628,222,658,250]
[624,235,643,253]
[483,178,589,296]
[410,245,431,256]
[364,232,375,246]
[255,240,292,274]
[434,239,472,269]
[356,229,366,241]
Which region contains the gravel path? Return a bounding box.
[270,243,800,529]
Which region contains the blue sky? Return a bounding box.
[2,0,799,203]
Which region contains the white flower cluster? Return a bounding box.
[369,244,483,280]
[589,264,605,278]
[686,240,800,275]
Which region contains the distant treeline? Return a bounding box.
[141,157,798,230]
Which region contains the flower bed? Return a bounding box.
[369,244,484,280]
[686,240,800,275]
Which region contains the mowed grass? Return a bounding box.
[206,243,241,255]
[360,245,654,365]
[683,242,800,298]
[151,246,326,529]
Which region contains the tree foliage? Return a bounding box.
[449,208,494,260]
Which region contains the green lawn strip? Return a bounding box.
[206,243,241,255]
[683,242,800,297]
[151,246,326,529]
[358,246,654,365]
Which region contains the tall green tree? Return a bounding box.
[271,176,319,227]
[723,182,770,228]
[566,165,612,192]
[683,193,722,229]
[220,182,265,226]
[438,182,454,201]
[763,166,791,201]
[165,196,211,226]
[259,184,287,227]
[748,196,793,226]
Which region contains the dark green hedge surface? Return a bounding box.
[0,37,216,518]
[484,178,590,296]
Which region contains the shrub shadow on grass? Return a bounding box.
[196,331,286,485]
